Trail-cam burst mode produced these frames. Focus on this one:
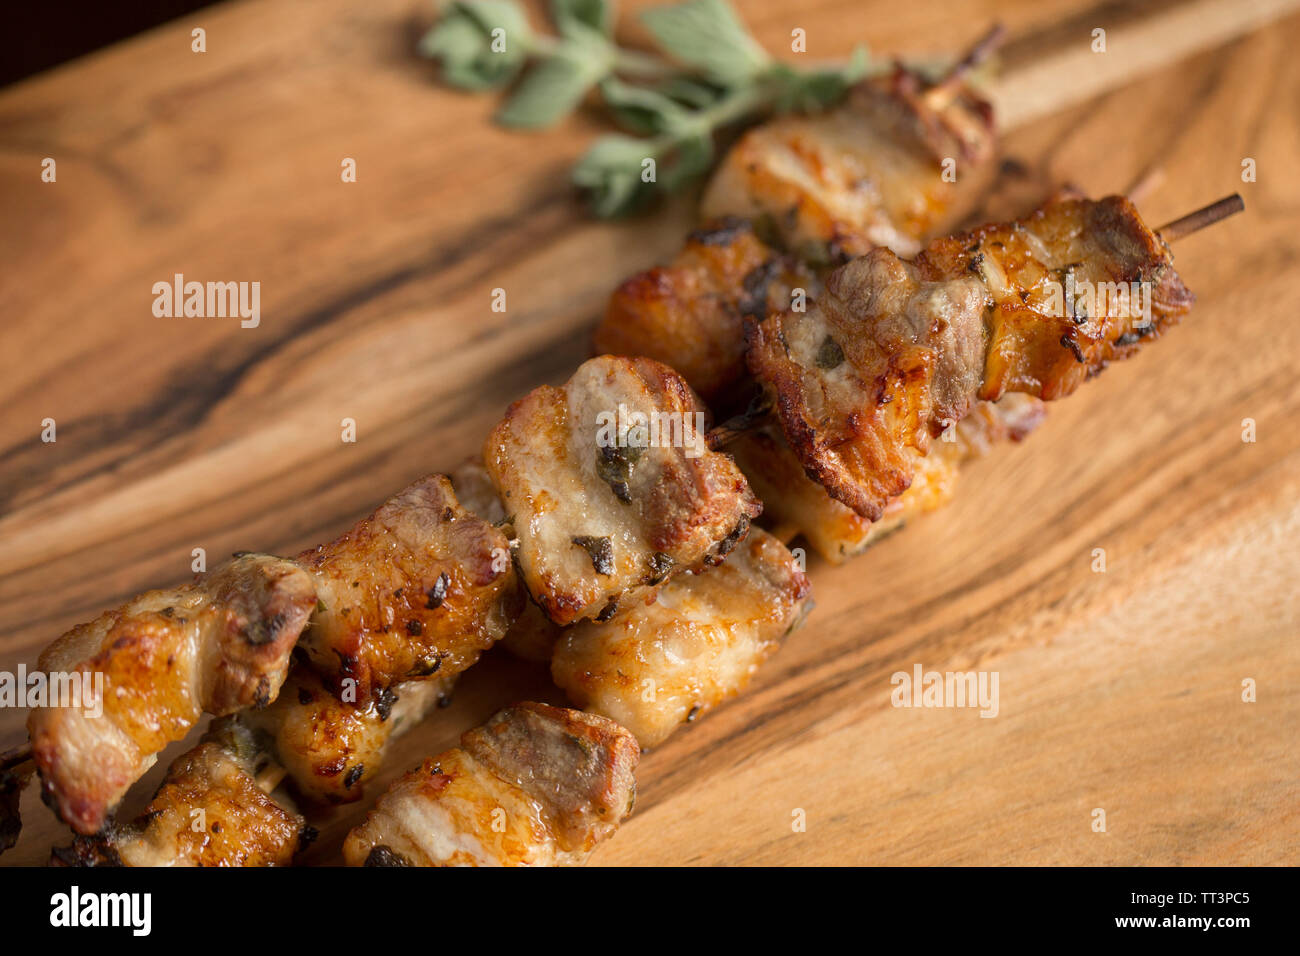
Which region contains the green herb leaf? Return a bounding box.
[573,134,661,217]
[419,0,535,91]
[552,0,615,37]
[656,75,725,109]
[497,44,611,127]
[770,46,871,113]
[639,0,771,86]
[422,0,892,218]
[600,77,692,134]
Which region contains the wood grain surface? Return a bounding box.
[1,0,1297,866]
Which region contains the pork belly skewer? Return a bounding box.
[455,457,813,749]
[26,553,319,836]
[17,355,751,851]
[46,672,457,866]
[9,28,1005,857]
[50,720,310,867]
[593,28,1042,562]
[19,472,523,842]
[594,28,1004,407]
[345,702,638,867]
[747,194,1239,520]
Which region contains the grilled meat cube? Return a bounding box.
[449,458,563,663]
[702,68,996,266]
[498,603,563,663]
[344,702,638,867]
[552,527,812,747]
[448,456,509,525]
[594,218,814,402]
[237,668,454,804]
[28,553,316,835]
[297,474,524,703]
[483,356,761,626]
[51,721,307,867]
[748,195,1194,519]
[732,395,1045,563]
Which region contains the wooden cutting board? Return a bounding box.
[1,0,1297,866]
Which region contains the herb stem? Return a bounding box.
[526,33,680,80]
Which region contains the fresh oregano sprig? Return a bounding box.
[419,0,873,216]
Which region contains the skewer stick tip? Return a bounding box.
[1156,194,1244,242]
[0,743,34,772]
[934,22,1008,91]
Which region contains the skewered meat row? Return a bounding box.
[15,355,753,852]
[47,672,456,866]
[28,553,318,836]
[748,195,1194,520]
[7,18,1233,866]
[25,473,523,836]
[344,702,638,867]
[594,61,999,408]
[51,720,309,867]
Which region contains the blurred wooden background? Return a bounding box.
[1,0,1297,865]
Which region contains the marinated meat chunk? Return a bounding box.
[344,703,638,867]
[483,356,761,626]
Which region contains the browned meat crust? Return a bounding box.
[483,356,761,626]
[238,668,454,804]
[732,395,1045,563]
[748,195,1193,518]
[594,218,813,402]
[51,721,307,867]
[552,526,812,747]
[449,458,563,663]
[701,68,997,266]
[343,702,639,866]
[297,474,524,703]
[28,553,317,835]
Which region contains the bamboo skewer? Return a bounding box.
[0,743,32,773]
[1157,194,1245,242]
[930,23,1007,96]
